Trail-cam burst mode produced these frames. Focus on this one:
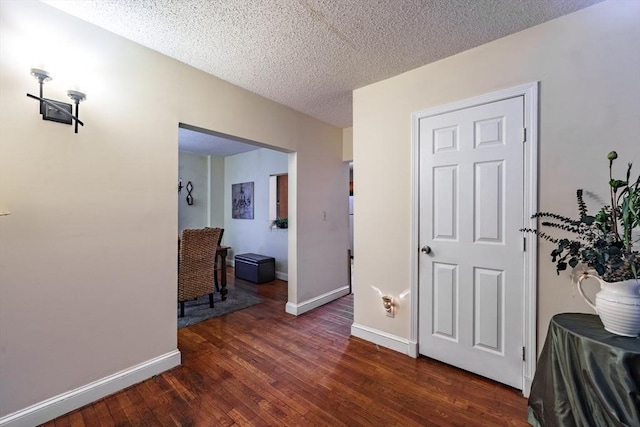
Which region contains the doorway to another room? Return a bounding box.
[177,123,293,326]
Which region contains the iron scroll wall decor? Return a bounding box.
[186,181,194,205]
[26,68,86,134]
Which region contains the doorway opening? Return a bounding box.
[177,122,295,324]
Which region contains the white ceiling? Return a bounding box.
[178,126,261,156]
[43,0,602,153]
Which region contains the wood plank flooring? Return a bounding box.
[43,271,528,426]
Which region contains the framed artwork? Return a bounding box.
[232,182,254,219]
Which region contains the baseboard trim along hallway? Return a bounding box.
[285,285,350,315]
[351,323,417,357]
[0,350,181,427]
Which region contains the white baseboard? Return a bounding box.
[351,323,414,356]
[0,350,181,427]
[285,286,350,315]
[523,376,533,398]
[407,341,419,358]
[353,326,532,396]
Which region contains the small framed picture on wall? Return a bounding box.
[232,182,254,219]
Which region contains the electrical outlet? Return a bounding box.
[382,296,394,318]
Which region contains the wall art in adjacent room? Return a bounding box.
[232,182,254,219]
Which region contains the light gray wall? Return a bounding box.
[224,148,289,276]
[178,151,208,233]
[178,151,225,234]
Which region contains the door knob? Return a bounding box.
[421,245,432,254]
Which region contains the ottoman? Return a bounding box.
[234,253,276,284]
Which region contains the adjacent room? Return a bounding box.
[177,125,291,276]
[176,124,295,323]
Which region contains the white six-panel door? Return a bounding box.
[418,96,524,389]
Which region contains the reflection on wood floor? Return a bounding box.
[43,269,528,426]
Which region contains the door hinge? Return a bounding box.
[522,346,526,361]
[523,237,526,252]
[521,127,527,143]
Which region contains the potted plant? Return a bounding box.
[271,217,288,229]
[522,151,640,336]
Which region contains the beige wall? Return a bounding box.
[0,0,347,418]
[353,0,640,349]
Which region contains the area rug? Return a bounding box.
[178,287,263,328]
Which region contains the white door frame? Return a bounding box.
[409,82,539,396]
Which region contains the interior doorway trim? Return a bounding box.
[409,82,539,396]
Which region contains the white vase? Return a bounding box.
[577,274,640,337]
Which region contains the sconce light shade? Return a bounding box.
[30,68,51,83]
[67,90,86,103]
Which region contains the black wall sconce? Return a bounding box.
[26,68,86,134]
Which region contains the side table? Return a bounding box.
[528,313,639,426]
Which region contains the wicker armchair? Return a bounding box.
[178,227,222,317]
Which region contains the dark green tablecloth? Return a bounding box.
[528,313,640,427]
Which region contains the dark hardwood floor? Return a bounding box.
[43,271,528,426]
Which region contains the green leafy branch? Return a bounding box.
[521,151,640,281]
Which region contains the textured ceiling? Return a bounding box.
[44,0,601,129]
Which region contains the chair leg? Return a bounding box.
[214,267,220,292]
[209,293,214,308]
[179,301,185,318]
